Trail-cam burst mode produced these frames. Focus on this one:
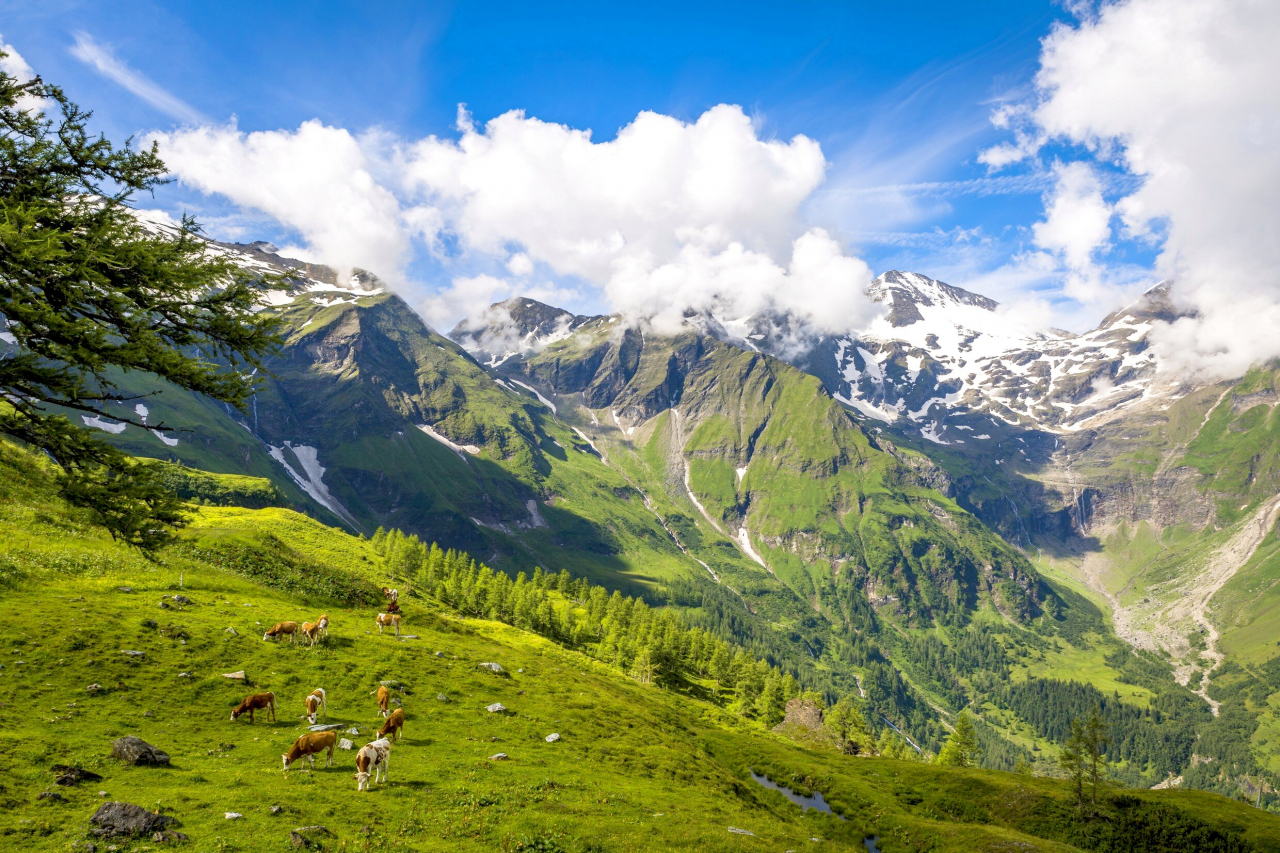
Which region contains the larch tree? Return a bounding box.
[0,56,282,548]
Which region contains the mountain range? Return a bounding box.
[64,232,1280,796]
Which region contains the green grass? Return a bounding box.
[3,455,1279,852]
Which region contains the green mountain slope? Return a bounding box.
[1,441,1277,853]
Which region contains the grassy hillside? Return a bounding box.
[2,443,1278,852]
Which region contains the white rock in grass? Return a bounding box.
[727,827,755,836]
[225,812,242,820]
[337,739,354,751]
[486,703,506,713]
[545,733,560,743]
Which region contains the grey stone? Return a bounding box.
[545,733,561,743]
[436,693,449,702]
[398,634,419,639]
[270,806,283,815]
[224,627,238,636]
[337,739,354,751]
[308,723,344,732]
[486,703,506,713]
[173,595,191,606]
[477,662,503,673]
[225,812,242,820]
[38,791,65,802]
[488,752,509,761]
[52,764,103,786]
[89,802,176,838]
[177,672,193,679]
[111,736,170,766]
[728,827,755,836]
[117,587,133,594]
[221,670,247,681]
[86,683,103,694]
[120,650,145,657]
[379,680,403,689]
[433,651,446,658]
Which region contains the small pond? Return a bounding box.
[749,770,844,819]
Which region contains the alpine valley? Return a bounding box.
[44,230,1280,814]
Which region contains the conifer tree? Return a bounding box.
[935,711,980,768]
[0,58,281,547]
[1060,718,1088,811]
[1083,707,1109,809]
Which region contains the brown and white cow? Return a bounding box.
[304,688,327,724]
[283,730,337,771]
[377,707,405,742]
[381,587,399,604]
[300,621,322,647]
[262,621,299,643]
[375,613,401,636]
[354,737,391,791]
[370,685,391,718]
[315,613,330,640]
[231,692,276,723]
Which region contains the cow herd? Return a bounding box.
[234,590,409,791]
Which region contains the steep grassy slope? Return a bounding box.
[2,444,1278,852]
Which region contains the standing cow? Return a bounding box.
[231,692,276,723]
[283,730,337,771]
[354,738,391,791]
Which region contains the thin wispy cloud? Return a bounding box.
[69,31,207,125]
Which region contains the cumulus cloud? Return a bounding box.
[1,36,52,114]
[1032,161,1115,305]
[70,32,207,125]
[147,121,412,278]
[154,103,882,336]
[985,0,1280,378]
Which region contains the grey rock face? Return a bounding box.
[111,736,170,766]
[89,802,176,838]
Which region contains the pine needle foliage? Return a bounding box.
[0,57,282,546]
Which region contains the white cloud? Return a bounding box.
[1032,161,1115,305]
[986,0,1280,378]
[148,120,411,278]
[1,37,52,114]
[70,31,207,125]
[156,103,882,335]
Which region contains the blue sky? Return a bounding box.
[1,1,1170,332]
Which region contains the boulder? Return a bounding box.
[86,683,103,695]
[38,791,66,802]
[378,680,403,689]
[89,802,176,838]
[486,703,506,713]
[488,752,509,761]
[308,723,344,732]
[774,698,824,733]
[433,651,446,658]
[173,595,191,606]
[337,739,354,751]
[120,650,145,657]
[290,826,332,847]
[477,662,503,673]
[727,827,755,836]
[117,587,134,594]
[225,812,242,820]
[270,805,283,815]
[224,627,238,636]
[112,736,170,766]
[221,670,247,682]
[545,733,561,743]
[346,727,360,735]
[436,693,450,702]
[52,764,103,786]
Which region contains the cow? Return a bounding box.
[300,621,322,647]
[231,692,276,723]
[304,688,327,724]
[377,707,405,742]
[375,613,401,636]
[354,737,391,791]
[315,613,330,640]
[381,587,399,604]
[370,685,391,718]
[262,621,299,643]
[283,730,337,771]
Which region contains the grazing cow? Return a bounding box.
[315,614,330,640]
[231,692,276,723]
[377,707,405,742]
[262,621,299,643]
[304,688,327,724]
[300,621,322,647]
[375,613,402,636]
[354,738,391,791]
[282,730,337,771]
[381,587,399,604]
[370,685,391,718]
